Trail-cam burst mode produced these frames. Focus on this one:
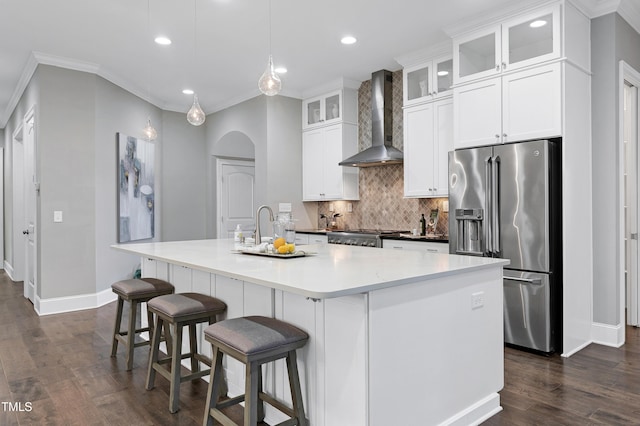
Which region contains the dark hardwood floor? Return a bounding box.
[2,271,640,425]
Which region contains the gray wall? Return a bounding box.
[205,94,314,238]
[160,110,207,242]
[3,64,209,301]
[592,13,640,325]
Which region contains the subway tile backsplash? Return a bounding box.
[317,70,449,235]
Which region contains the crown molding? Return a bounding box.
[0,52,38,128]
[443,0,558,38]
[394,40,453,68]
[301,77,361,100]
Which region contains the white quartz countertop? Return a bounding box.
[111,239,508,299]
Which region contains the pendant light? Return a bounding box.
[143,0,158,141]
[143,117,158,141]
[258,0,281,96]
[187,0,206,126]
[187,94,206,126]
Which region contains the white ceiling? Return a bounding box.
[0,0,637,127]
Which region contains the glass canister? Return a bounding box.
[284,220,295,244]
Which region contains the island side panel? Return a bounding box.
[368,266,504,426]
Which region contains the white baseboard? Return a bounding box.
[591,321,625,348]
[37,288,117,316]
[4,260,15,281]
[439,393,502,426]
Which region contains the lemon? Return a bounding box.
[286,243,295,253]
[277,245,289,254]
[274,237,286,249]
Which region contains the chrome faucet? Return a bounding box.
[255,205,274,244]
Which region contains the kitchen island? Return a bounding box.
[112,239,508,426]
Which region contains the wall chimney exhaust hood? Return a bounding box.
[339,69,403,167]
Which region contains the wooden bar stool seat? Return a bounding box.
[203,316,309,426]
[146,293,227,414]
[110,278,175,371]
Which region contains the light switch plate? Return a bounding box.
[443,200,449,213]
[53,211,63,223]
[278,203,292,212]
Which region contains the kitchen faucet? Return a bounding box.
[255,205,274,244]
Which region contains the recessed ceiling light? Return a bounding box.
[437,71,449,76]
[529,20,547,28]
[274,67,287,74]
[154,36,172,45]
[341,36,357,45]
[182,89,194,95]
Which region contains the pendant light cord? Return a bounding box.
[268,0,272,55]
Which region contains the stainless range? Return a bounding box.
[327,230,404,248]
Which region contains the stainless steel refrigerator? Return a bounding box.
[448,139,561,353]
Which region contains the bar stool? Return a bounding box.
[146,293,227,413]
[110,278,175,371]
[203,316,309,426]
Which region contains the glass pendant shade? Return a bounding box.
[143,118,158,141]
[187,94,206,126]
[258,55,282,96]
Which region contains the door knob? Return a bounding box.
[22,230,29,235]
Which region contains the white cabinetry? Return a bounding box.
[295,233,328,245]
[453,4,560,84]
[454,62,561,148]
[382,239,449,253]
[403,98,453,197]
[302,123,359,201]
[403,55,453,106]
[302,89,357,130]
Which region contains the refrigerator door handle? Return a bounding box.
[485,157,492,255]
[504,276,542,285]
[492,155,501,255]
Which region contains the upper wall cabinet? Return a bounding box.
[303,89,357,130]
[453,4,560,84]
[403,55,453,106]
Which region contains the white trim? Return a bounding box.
[437,393,502,426]
[620,61,640,331]
[3,261,15,280]
[0,53,38,128]
[36,288,117,316]
[561,339,593,357]
[591,322,625,347]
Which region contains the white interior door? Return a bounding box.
[625,81,640,325]
[23,110,37,304]
[217,159,255,239]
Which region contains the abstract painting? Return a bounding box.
[117,133,155,242]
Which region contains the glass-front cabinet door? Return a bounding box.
[303,90,343,129]
[404,64,430,105]
[434,56,453,95]
[403,56,453,106]
[502,5,560,71]
[454,4,560,84]
[454,26,501,84]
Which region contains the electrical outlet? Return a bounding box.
[347,203,353,213]
[443,200,449,213]
[329,203,334,212]
[471,291,484,309]
[53,211,63,223]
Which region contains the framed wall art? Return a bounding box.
[117,133,155,242]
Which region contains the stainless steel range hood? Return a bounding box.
[339,69,403,167]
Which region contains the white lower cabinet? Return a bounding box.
[273,291,368,426]
[141,259,367,426]
[295,233,328,245]
[403,98,453,197]
[382,239,449,253]
[454,62,561,149]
